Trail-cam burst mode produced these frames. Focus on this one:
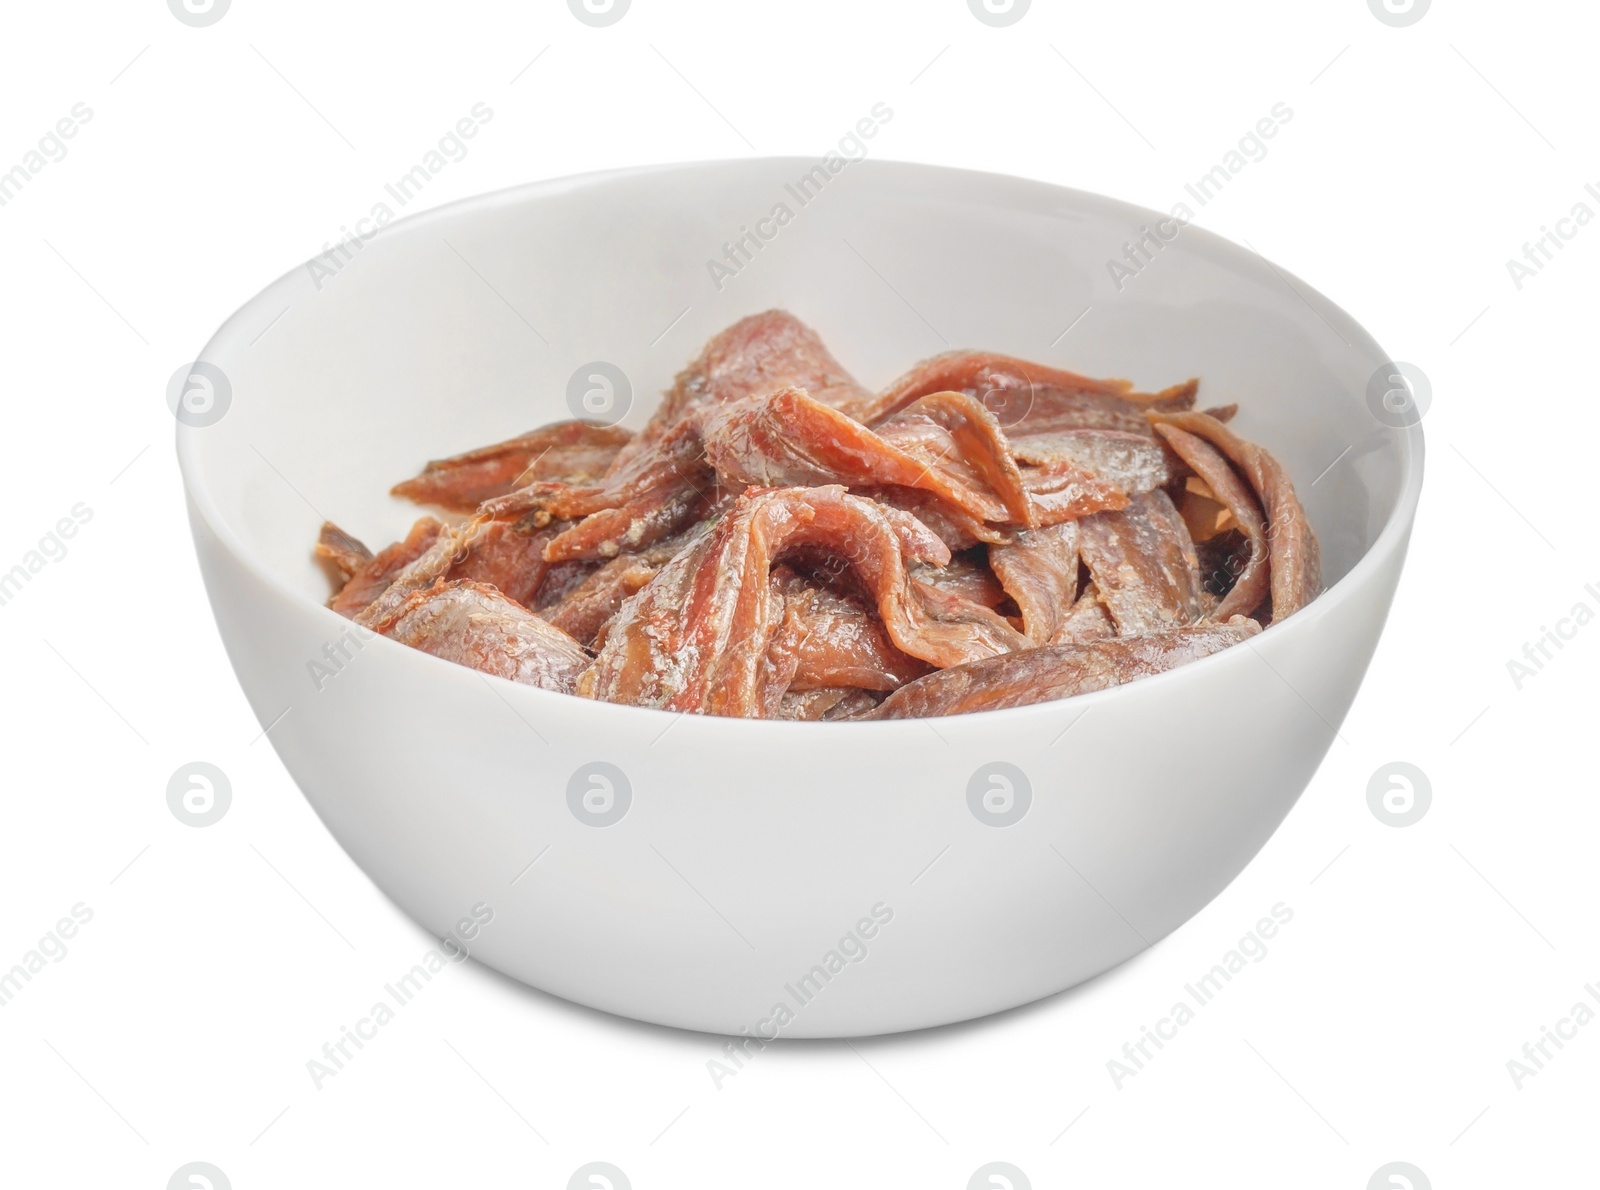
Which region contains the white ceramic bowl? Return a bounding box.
[178,159,1422,1037]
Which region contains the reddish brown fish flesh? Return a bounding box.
[318,311,1319,715]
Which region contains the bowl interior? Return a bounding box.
[180,158,1418,618]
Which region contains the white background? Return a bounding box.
[1,1,1595,1187]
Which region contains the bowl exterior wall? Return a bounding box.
[191,498,1410,1036]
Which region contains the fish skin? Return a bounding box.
[375,579,592,693]
[391,421,632,512]
[1149,410,1320,621]
[579,486,1028,717]
[867,618,1261,719]
[1077,490,1203,635]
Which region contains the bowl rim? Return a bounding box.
[176,155,1425,730]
